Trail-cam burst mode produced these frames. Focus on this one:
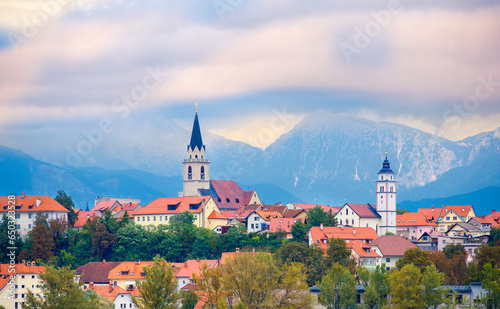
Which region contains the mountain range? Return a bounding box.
[1,112,499,215]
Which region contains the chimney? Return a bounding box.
[109,281,113,293]
[32,261,35,266]
[103,259,106,263]
[236,248,240,253]
[21,192,25,199]
[89,282,94,290]
[22,260,26,265]
[320,223,323,231]
[135,259,140,265]
[493,210,496,213]
[36,198,41,207]
[431,205,435,210]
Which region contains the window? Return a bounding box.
[153,216,156,221]
[137,217,140,221]
[380,186,384,193]
[226,198,230,203]
[390,187,393,192]
[340,219,342,225]
[21,275,24,279]
[255,224,259,229]
[31,276,34,279]
[16,224,20,229]
[194,215,197,220]
[28,214,32,219]
[165,216,168,221]
[142,217,145,221]
[251,224,254,229]
[386,258,390,263]
[453,217,457,220]
[188,166,192,180]
[21,285,25,288]
[446,217,450,221]
[352,219,354,225]
[114,281,117,286]
[278,225,281,229]
[419,229,422,233]
[201,166,205,180]
[15,214,20,219]
[346,209,348,215]
[255,217,259,221]
[159,216,162,221]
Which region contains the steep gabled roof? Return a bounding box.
[207,180,255,210]
[88,285,141,303]
[439,205,474,219]
[176,259,218,279]
[188,112,205,152]
[347,240,380,258]
[397,212,438,227]
[469,216,498,227]
[283,209,306,218]
[91,201,121,213]
[309,226,379,253]
[76,261,122,284]
[255,211,283,221]
[0,196,69,213]
[418,207,442,221]
[135,196,212,215]
[207,210,228,220]
[370,235,417,256]
[344,203,380,219]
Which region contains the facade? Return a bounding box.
[0,263,46,309]
[376,154,397,235]
[206,210,229,230]
[183,111,210,197]
[133,196,222,229]
[396,212,438,240]
[268,217,304,239]
[0,194,69,238]
[176,259,218,291]
[370,235,418,270]
[347,240,380,271]
[246,211,282,233]
[76,261,122,289]
[436,205,476,232]
[334,203,381,234]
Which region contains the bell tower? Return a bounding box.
[183,105,210,197]
[376,153,397,235]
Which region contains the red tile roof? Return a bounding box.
[347,240,380,258]
[74,211,97,229]
[397,212,438,227]
[0,264,46,291]
[470,216,498,227]
[255,211,283,221]
[207,210,228,220]
[418,207,442,221]
[176,260,218,280]
[486,210,500,222]
[91,201,121,213]
[292,203,340,214]
[269,218,304,233]
[108,261,155,280]
[76,262,122,284]
[309,226,378,253]
[210,180,255,209]
[259,204,288,215]
[439,205,474,219]
[88,285,141,303]
[370,235,417,256]
[135,196,212,215]
[121,202,142,211]
[344,203,380,218]
[0,196,69,213]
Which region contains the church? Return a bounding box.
[333,154,397,236]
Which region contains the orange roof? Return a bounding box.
[134,196,212,215]
[176,260,218,279]
[347,240,380,258]
[0,196,69,213]
[255,211,283,221]
[470,216,499,227]
[91,201,121,213]
[292,203,340,214]
[207,210,228,220]
[89,285,141,303]
[439,205,474,219]
[0,264,46,291]
[486,210,500,222]
[397,212,438,227]
[108,261,154,280]
[74,211,97,228]
[309,226,378,253]
[209,180,255,209]
[418,207,442,221]
[269,218,304,233]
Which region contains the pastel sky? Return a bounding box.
[1,0,499,151]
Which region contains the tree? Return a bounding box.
[170,211,195,226]
[55,190,78,227]
[273,262,314,308]
[396,248,431,272]
[318,264,356,309]
[194,262,226,308]
[422,264,448,309]
[326,237,356,274]
[466,262,483,283]
[481,263,500,308]
[305,245,328,287]
[275,241,309,266]
[0,214,23,263]
[291,221,307,242]
[388,263,423,309]
[306,206,337,229]
[431,244,467,285]
[121,210,132,226]
[182,291,199,309]
[24,266,98,309]
[29,213,55,261]
[91,220,117,260]
[489,227,500,246]
[359,265,389,309]
[475,244,500,271]
[133,255,179,309]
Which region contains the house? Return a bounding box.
[468,216,498,231]
[485,209,500,226]
[283,208,308,221]
[212,225,231,234]
[246,211,282,233]
[418,206,442,222]
[108,261,154,291]
[198,180,261,210]
[334,203,381,233]
[347,240,380,271]
[91,201,122,214]
[176,259,218,291]
[74,210,102,230]
[88,282,140,309]
[369,235,418,270]
[446,222,482,238]
[415,231,442,251]
[0,194,70,237]
[268,218,305,239]
[436,205,477,232]
[396,212,438,240]
[76,261,122,289]
[206,210,229,230]
[308,225,379,254]
[133,196,222,229]
[0,263,46,309]
[94,196,141,207]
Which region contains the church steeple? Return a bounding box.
[378,153,394,175]
[188,112,205,152]
[376,152,397,235]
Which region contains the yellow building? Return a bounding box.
[133,196,222,229]
[436,205,476,232]
[0,263,46,309]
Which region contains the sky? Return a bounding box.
[1,0,500,152]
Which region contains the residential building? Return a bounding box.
[268,217,304,239]
[133,196,222,229]
[347,240,380,271]
[308,226,379,254]
[73,210,102,230]
[334,203,381,234]
[246,211,282,233]
[468,216,498,231]
[370,235,418,270]
[436,205,477,232]
[396,212,438,240]
[76,261,122,289]
[446,222,482,238]
[485,209,500,226]
[0,194,69,237]
[418,205,442,222]
[206,210,229,230]
[199,180,261,210]
[88,282,140,309]
[0,263,46,309]
[283,208,308,221]
[176,259,218,291]
[94,196,141,207]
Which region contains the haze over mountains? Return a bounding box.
[1,112,499,214]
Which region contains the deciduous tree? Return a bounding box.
[422,264,448,309]
[291,221,307,242]
[396,248,431,272]
[55,190,78,227]
[326,237,356,274]
[389,264,424,309]
[359,264,389,309]
[318,264,356,309]
[481,263,500,308]
[306,206,337,229]
[194,262,226,308]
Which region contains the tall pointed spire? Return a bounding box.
[188,108,205,152]
[378,152,394,174]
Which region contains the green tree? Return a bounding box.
[182,291,199,309]
[359,265,389,309]
[291,221,307,242]
[482,263,500,308]
[318,264,356,309]
[326,237,356,274]
[306,206,337,229]
[83,289,114,309]
[24,266,98,309]
[305,245,328,287]
[55,190,78,227]
[275,241,309,266]
[29,213,55,261]
[396,248,431,272]
[489,227,500,246]
[194,260,226,308]
[133,255,179,309]
[0,214,23,263]
[466,262,483,283]
[422,264,448,309]
[121,210,132,226]
[388,264,424,309]
[102,209,121,234]
[170,211,195,226]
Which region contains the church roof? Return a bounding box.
[378,154,394,174]
[188,112,205,152]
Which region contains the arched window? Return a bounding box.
[340,219,343,225]
[195,155,198,159]
[188,166,192,180]
[352,219,354,225]
[201,155,204,160]
[201,166,205,180]
[380,186,384,193]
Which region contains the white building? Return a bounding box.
[376,154,397,235]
